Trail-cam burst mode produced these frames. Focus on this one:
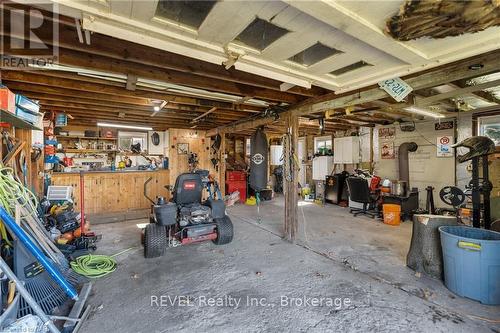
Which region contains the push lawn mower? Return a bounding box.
[142,169,233,258]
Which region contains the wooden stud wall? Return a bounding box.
[168,129,215,186]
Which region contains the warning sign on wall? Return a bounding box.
[437,136,453,157]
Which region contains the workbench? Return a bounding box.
[51,169,170,219]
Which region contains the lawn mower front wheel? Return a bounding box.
[144,224,167,258]
[213,216,233,245]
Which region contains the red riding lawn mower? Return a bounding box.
[142,169,233,258]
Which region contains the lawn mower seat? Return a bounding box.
[173,173,203,205]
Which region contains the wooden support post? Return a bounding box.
[369,127,374,173]
[219,131,226,197]
[284,114,299,242]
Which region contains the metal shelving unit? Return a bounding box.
[0,109,42,130]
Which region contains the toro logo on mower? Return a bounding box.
[183,181,196,190]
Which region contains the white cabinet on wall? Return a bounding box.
[270,145,283,166]
[334,136,360,164]
[312,156,334,180]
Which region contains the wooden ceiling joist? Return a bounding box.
[3,31,316,104]
[0,6,326,98]
[292,50,500,117]
[33,102,245,122]
[1,71,243,108]
[208,50,500,134]
[55,48,301,104]
[11,89,260,120]
[451,79,500,105]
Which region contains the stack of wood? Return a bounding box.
[386,0,500,41]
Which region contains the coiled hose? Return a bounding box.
[70,247,135,278]
[70,254,117,278]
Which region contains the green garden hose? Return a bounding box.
[70,247,136,278]
[70,254,117,278]
[0,166,40,247]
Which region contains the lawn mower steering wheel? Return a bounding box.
[439,186,465,207]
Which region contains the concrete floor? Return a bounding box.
[80,197,500,333]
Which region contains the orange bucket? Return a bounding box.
[383,204,401,226]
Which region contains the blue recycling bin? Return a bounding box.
[439,226,500,305]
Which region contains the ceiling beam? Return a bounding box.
[414,78,500,107]
[2,35,301,104]
[17,91,254,118]
[35,101,244,122]
[451,79,500,105]
[207,50,500,133]
[191,107,217,123]
[206,117,279,137]
[6,71,264,114]
[125,74,138,91]
[0,8,326,97]
[55,48,301,104]
[1,71,263,111]
[4,81,152,106]
[292,50,500,117]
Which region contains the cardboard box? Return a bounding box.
[99,127,118,138]
[0,87,16,113]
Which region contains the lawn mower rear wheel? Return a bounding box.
[144,224,167,258]
[213,216,233,245]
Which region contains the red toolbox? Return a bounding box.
[226,171,246,181]
[226,171,247,203]
[226,181,247,203]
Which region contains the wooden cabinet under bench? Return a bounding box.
[51,170,170,219]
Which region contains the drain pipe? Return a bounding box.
[398,142,418,186]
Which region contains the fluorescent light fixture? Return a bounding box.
[403,106,445,119]
[97,122,153,131]
[153,105,160,112]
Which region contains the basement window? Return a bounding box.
[314,136,332,152]
[118,131,147,153]
[155,0,217,29]
[329,61,373,77]
[234,17,289,51]
[288,42,342,67]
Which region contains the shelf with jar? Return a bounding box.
[56,136,118,153]
[56,135,118,140]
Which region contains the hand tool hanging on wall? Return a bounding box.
[210,134,222,171]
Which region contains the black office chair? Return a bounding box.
[346,177,378,218]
